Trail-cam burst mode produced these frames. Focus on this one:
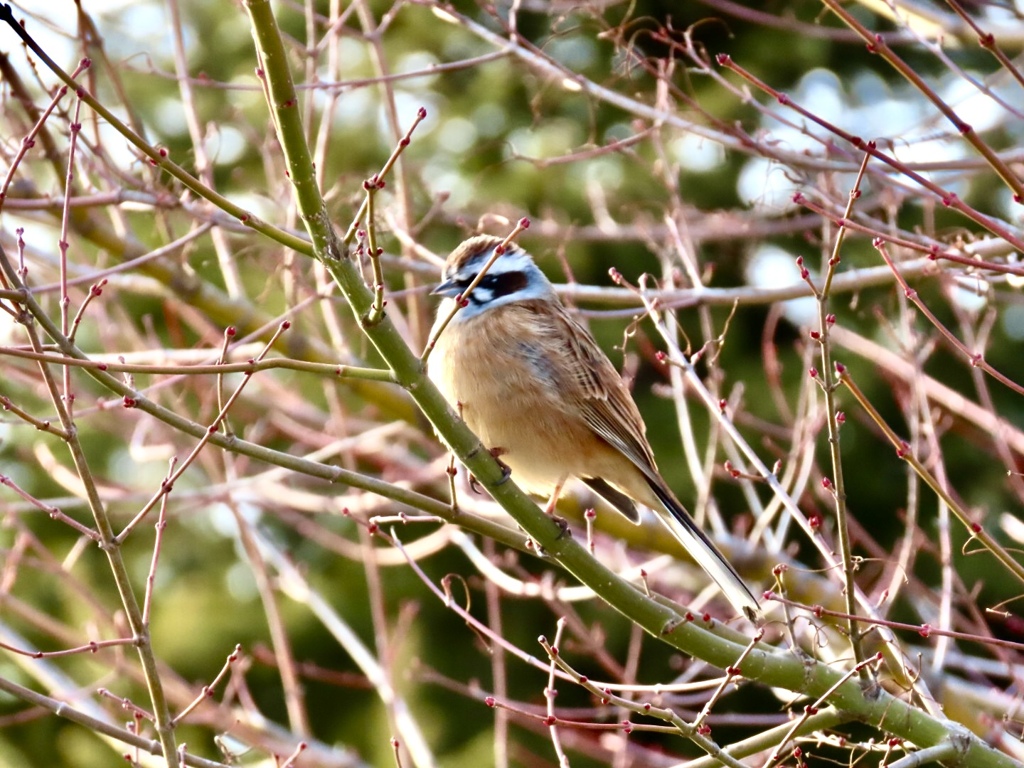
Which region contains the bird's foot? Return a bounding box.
[489,447,512,484]
[550,515,570,539]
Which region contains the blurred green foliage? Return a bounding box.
[1,0,1022,765]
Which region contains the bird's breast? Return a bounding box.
[427,304,593,494]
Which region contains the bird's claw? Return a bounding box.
[468,446,511,490]
[551,515,570,539]
[489,447,512,484]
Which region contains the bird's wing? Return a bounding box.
[547,304,660,480]
[541,305,762,620]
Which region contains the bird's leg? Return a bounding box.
[543,475,567,516]
[543,476,572,539]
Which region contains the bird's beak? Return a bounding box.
[431,278,463,299]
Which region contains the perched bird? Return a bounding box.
[427,235,760,621]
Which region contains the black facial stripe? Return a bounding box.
[454,269,529,304]
[479,271,528,298]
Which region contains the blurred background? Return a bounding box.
[2,0,1024,765]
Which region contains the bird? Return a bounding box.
[426,235,761,621]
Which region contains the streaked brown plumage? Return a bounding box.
[428,235,760,620]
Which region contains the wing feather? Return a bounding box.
[517,302,761,620]
[543,303,660,480]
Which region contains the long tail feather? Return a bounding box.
[647,481,761,622]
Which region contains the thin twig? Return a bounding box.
[838,368,1024,584]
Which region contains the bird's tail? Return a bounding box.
[648,481,762,623]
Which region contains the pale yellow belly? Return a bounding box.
[427,311,653,504]
[429,335,572,493]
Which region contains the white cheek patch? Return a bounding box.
[464,286,494,306]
